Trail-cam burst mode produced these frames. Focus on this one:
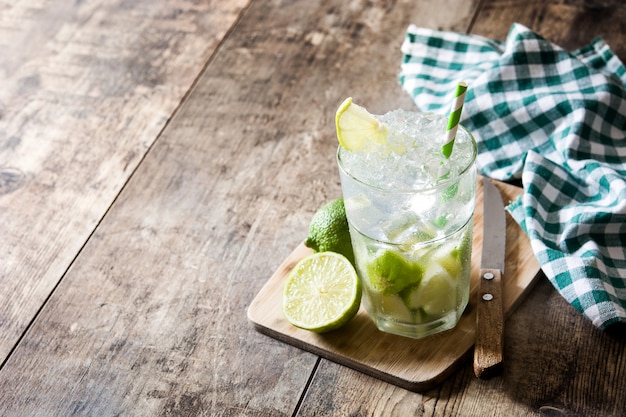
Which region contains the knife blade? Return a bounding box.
[473,177,506,379]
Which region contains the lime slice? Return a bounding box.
[404,264,456,316]
[365,249,423,295]
[431,228,472,278]
[282,252,361,332]
[367,291,414,323]
[335,97,389,152]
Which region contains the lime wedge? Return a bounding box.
[365,249,423,295]
[430,242,463,278]
[367,291,414,323]
[404,264,456,316]
[282,252,361,332]
[335,97,389,152]
[304,198,355,266]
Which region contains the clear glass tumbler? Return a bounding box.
[337,112,477,339]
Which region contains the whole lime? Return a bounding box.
[305,198,355,266]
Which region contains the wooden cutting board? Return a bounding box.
[247,178,541,391]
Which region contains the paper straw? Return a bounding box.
[441,82,468,159]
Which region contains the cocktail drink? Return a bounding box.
[337,109,477,339]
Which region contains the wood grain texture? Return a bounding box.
[248,178,540,391]
[471,0,626,57]
[0,0,249,363]
[1,0,626,416]
[0,0,480,415]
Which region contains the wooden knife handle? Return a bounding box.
[473,267,504,379]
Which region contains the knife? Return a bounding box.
[473,177,506,379]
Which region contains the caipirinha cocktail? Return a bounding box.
[336,98,476,338]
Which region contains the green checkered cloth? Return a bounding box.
[399,23,626,330]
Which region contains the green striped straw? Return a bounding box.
[441,82,468,159]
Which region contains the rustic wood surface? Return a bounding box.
[1,0,625,416]
[0,0,249,364]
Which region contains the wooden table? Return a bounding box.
[1,0,625,415]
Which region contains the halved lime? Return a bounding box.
[282,252,361,332]
[335,97,389,152]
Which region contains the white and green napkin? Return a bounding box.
[399,23,626,329]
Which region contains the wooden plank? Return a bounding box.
[248,178,541,391]
[471,0,626,57]
[0,0,249,363]
[0,0,481,415]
